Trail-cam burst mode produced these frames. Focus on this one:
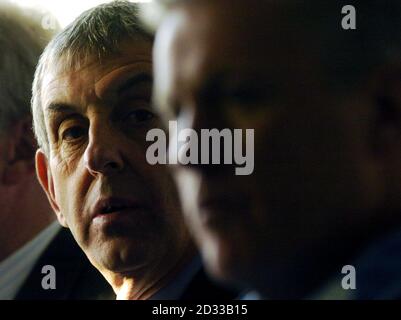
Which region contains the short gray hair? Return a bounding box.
[32,0,153,156]
[0,0,55,133]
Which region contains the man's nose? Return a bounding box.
[84,123,124,176]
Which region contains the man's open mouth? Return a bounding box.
[93,197,144,217]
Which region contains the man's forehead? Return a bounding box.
[162,6,297,82]
[174,0,289,30]
[171,0,343,65]
[170,2,297,59]
[155,2,324,108]
[41,49,153,113]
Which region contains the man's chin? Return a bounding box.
[92,239,156,275]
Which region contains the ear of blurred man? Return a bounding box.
[35,150,66,227]
[2,117,37,186]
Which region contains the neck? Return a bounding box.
[107,241,197,300]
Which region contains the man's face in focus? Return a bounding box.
[37,39,190,274]
[153,1,386,289]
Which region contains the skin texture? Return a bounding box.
[36,39,194,300]
[153,0,401,298]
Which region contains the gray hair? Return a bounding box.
[0,0,56,134]
[32,0,153,156]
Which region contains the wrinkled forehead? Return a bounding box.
[41,40,153,110]
[41,55,103,104]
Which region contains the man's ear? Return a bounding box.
[2,117,37,186]
[35,149,68,228]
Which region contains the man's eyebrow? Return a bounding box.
[46,103,79,114]
[118,73,152,96]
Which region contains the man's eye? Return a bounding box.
[61,126,86,141]
[126,109,155,123]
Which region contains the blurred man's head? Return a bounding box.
[153,0,401,297]
[0,0,56,261]
[33,1,193,299]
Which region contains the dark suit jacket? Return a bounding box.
[15,228,115,300]
[179,269,237,300]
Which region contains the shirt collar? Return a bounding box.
[0,221,61,300]
[149,255,202,300]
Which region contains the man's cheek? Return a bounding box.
[66,205,92,248]
[58,149,85,175]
